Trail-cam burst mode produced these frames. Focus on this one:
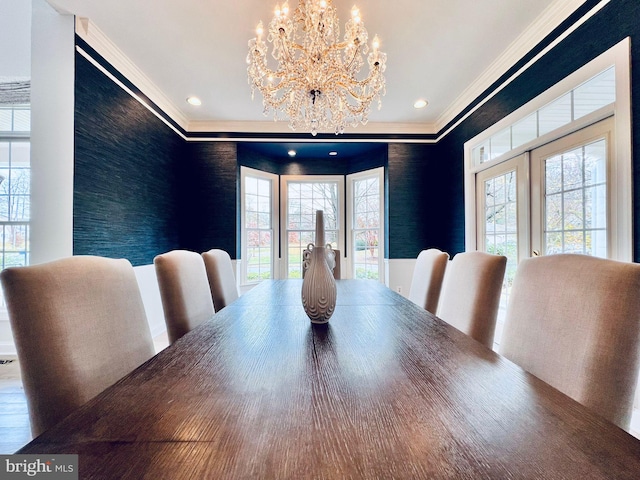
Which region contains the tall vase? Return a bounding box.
[301,210,337,324]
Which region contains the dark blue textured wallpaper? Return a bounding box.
[73,53,183,266]
[181,142,238,258]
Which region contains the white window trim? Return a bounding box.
[464,37,632,262]
[240,166,279,286]
[280,174,345,279]
[346,167,385,282]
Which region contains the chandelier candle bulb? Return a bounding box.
[247,0,387,136]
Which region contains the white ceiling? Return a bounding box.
[46,0,586,135]
[1,0,31,79]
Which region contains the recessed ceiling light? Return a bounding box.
[414,99,428,109]
[187,96,202,106]
[288,150,297,157]
[329,151,338,156]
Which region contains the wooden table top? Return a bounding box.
[19,280,640,478]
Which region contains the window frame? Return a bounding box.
[0,106,31,272]
[346,167,385,282]
[280,174,345,279]
[464,38,632,262]
[239,166,279,286]
[529,117,613,259]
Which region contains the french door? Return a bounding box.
[530,118,613,259]
[476,117,614,346]
[476,154,528,340]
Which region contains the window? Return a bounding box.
[239,167,386,284]
[472,67,616,165]
[0,106,30,270]
[240,167,278,284]
[347,167,384,280]
[282,176,343,279]
[531,119,611,258]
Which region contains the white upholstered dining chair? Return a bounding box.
[201,249,239,311]
[154,250,215,344]
[408,248,449,313]
[302,247,341,280]
[436,251,506,348]
[328,249,341,279]
[0,256,155,436]
[499,254,640,430]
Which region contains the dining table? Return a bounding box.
[17,279,640,478]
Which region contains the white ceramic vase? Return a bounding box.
[301,210,337,324]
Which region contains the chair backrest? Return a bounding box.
[499,254,640,429]
[408,248,449,313]
[0,256,155,437]
[331,249,341,280]
[201,249,239,311]
[302,247,340,280]
[154,250,214,344]
[436,251,506,348]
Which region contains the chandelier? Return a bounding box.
[247,0,387,136]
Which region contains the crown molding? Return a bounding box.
[434,0,590,132]
[74,17,190,131]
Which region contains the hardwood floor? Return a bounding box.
[0,358,30,454]
[0,331,639,454]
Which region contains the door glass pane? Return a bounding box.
[287,181,339,278]
[543,139,607,257]
[482,169,518,347]
[353,176,380,280]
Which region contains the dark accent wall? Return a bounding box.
[438,0,640,260]
[387,143,452,258]
[181,142,238,257]
[73,53,183,266]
